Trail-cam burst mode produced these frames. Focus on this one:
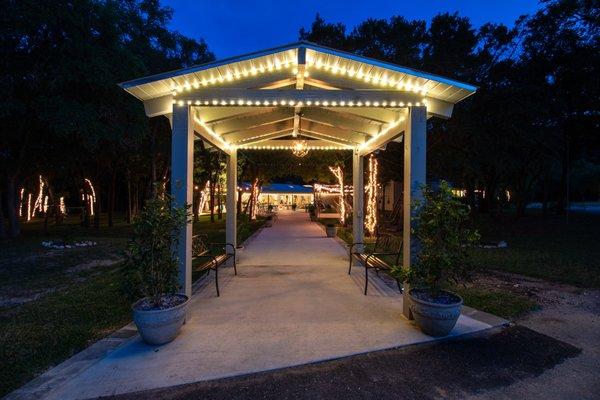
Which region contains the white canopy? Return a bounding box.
[120,41,476,154]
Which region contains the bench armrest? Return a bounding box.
[365,252,401,267]
[194,253,218,266]
[349,242,366,253]
[208,242,236,255]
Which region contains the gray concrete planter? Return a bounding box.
[132,294,189,345]
[408,289,463,337]
[325,225,337,237]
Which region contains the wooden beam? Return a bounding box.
[304,78,343,90]
[237,139,352,150]
[302,119,367,144]
[223,119,294,143]
[235,130,293,145]
[178,89,452,118]
[357,110,408,156]
[295,47,306,90]
[302,107,381,136]
[192,117,231,155]
[209,108,293,135]
[301,131,361,147]
[196,106,276,124]
[251,78,295,89]
[143,95,172,117]
[324,107,399,124]
[179,88,425,106]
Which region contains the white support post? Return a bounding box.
[171,105,194,298]
[352,149,364,255]
[402,106,427,318]
[226,148,237,263]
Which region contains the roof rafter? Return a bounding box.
[210,108,293,135]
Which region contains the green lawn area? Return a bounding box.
[0,213,264,397]
[471,212,600,288]
[451,286,537,320]
[320,212,599,320]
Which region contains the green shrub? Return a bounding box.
[124,195,189,306]
[392,181,479,297]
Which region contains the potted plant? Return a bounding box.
[325,222,337,238]
[392,181,479,337]
[125,195,191,345]
[264,214,274,227]
[307,204,317,220]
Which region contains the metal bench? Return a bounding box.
[349,232,403,295]
[192,234,236,296]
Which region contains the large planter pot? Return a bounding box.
[408,289,463,337]
[132,294,189,345]
[325,225,337,237]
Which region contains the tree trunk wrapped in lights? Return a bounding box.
[328,166,345,225]
[365,155,379,236]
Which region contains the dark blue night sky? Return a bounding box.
[161,0,542,59]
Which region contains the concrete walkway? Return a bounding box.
[15,211,501,399]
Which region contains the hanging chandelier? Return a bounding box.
[291,112,309,158]
[292,139,309,157]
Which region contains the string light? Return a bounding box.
[329,166,345,225]
[43,195,49,213]
[32,175,44,217]
[170,59,296,94]
[27,193,32,222]
[365,155,379,236]
[359,115,407,151]
[176,98,426,108]
[59,197,67,215]
[307,57,429,95]
[18,188,24,217]
[251,178,259,220]
[193,116,232,150]
[239,145,350,150]
[84,178,96,216]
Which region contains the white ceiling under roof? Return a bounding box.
[120,41,477,153]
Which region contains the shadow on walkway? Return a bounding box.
[108,326,580,400]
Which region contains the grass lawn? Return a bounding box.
[0,213,264,397]
[471,211,600,288]
[319,216,550,320]
[451,286,537,320]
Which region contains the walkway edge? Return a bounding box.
[6,221,269,400]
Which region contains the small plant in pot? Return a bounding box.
[307,204,317,220]
[125,195,191,345]
[264,214,274,227]
[325,222,337,237]
[392,181,479,337]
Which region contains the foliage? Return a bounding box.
[300,1,599,215]
[124,195,189,305]
[0,0,213,236]
[0,212,266,397]
[392,182,480,296]
[451,286,537,320]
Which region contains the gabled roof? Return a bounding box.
[120,42,477,154]
[120,41,476,104]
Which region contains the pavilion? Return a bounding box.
[120,41,476,318]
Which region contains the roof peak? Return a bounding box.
[119,41,476,94]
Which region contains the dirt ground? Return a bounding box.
[467,272,600,399]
